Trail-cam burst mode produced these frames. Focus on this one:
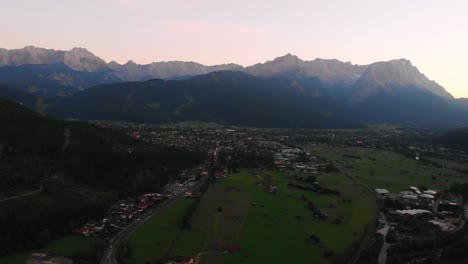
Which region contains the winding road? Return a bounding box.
[0,185,43,203]
[100,179,207,264]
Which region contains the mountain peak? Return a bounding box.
[24,45,39,50]
[273,53,301,63]
[70,47,90,53]
[125,60,137,65]
[348,58,453,104]
[387,58,412,65]
[63,47,107,72]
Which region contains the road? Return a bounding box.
[100,180,206,264]
[0,185,43,203]
[344,173,382,264]
[194,251,226,264]
[100,195,181,264]
[377,214,392,264]
[0,173,60,203]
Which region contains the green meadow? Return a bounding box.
[129,198,202,264]
[306,145,468,192]
[129,168,377,264]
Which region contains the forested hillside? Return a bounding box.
[0,99,204,256]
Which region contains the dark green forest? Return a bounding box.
[0,98,204,256]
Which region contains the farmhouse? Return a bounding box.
[375,188,390,196]
[409,186,422,194]
[395,209,432,216]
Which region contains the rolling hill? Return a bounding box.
[0,63,121,97]
[48,71,360,128]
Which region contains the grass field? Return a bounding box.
[0,235,102,264]
[306,145,468,192]
[161,169,377,264]
[187,183,252,248]
[129,198,201,264]
[221,170,375,264]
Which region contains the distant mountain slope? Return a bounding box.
[352,86,467,128]
[0,84,40,110]
[436,128,468,152]
[348,59,452,104]
[108,60,243,81]
[0,63,121,97]
[0,46,108,72]
[1,46,467,128]
[455,98,468,111]
[49,71,360,128]
[244,54,366,85]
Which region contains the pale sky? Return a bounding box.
[1,0,468,97]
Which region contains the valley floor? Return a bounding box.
[129,169,377,264]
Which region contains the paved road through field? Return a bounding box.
[100,180,206,264]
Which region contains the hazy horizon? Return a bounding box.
[2,0,467,97]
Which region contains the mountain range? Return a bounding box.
[0,46,467,128]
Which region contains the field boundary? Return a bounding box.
[344,172,382,264]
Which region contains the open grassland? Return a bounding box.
[129,198,199,264]
[0,235,101,264]
[169,169,376,264]
[425,156,468,171]
[187,183,251,249]
[306,145,468,192]
[170,229,206,258]
[221,170,376,264]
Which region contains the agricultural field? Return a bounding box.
[129,198,201,264]
[306,145,468,192]
[425,156,468,171]
[169,169,377,264]
[0,235,102,264]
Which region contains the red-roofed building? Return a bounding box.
[137,201,154,209]
[74,227,89,235]
[227,245,240,253]
[120,211,137,219]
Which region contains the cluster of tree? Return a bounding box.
[300,195,328,220]
[436,128,468,153]
[295,175,317,184]
[383,197,407,210]
[68,242,107,264]
[0,186,117,256]
[116,240,134,264]
[181,180,210,230]
[342,154,362,159]
[387,223,468,264]
[318,164,340,173]
[225,150,274,170]
[449,182,468,201]
[352,234,383,264]
[290,182,341,195]
[440,235,468,262]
